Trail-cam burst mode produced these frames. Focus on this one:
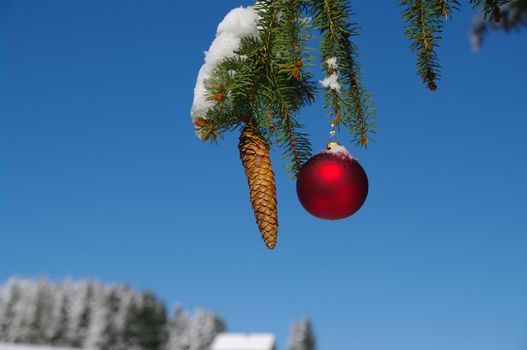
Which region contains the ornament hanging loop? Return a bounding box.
[329,122,337,141]
[327,122,341,150]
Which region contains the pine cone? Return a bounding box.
[239,125,278,249]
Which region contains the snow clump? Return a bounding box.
[320,56,340,92]
[191,7,259,122]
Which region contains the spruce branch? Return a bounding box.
[471,0,527,50]
[268,72,312,174]
[310,0,376,147]
[311,0,345,126]
[196,44,260,141]
[194,0,315,175]
[339,35,375,147]
[471,0,514,22]
[266,98,275,132]
[436,0,460,18]
[401,0,442,91]
[253,0,315,175]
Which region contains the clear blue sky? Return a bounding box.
[1,1,526,349]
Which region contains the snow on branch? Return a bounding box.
[320,73,340,92]
[320,56,340,92]
[190,6,259,122]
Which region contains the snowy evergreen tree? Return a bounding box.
[166,307,225,350]
[124,292,167,350]
[10,279,43,343]
[83,281,107,350]
[114,287,136,350]
[48,283,71,345]
[288,319,315,350]
[166,306,190,350]
[97,287,122,349]
[68,281,94,348]
[185,309,225,350]
[0,278,22,341]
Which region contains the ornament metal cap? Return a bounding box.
[327,141,341,150]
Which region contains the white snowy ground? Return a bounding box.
[0,343,81,350]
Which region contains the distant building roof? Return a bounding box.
[211,333,276,350]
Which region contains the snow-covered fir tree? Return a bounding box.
[0,279,20,339]
[287,319,315,350]
[48,282,71,345]
[67,280,94,348]
[184,309,225,350]
[166,305,190,350]
[165,306,225,350]
[7,279,47,343]
[82,281,108,349]
[123,291,167,350]
[0,278,23,342]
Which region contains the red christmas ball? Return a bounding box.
[296,143,368,220]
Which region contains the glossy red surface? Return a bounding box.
[296,152,368,220]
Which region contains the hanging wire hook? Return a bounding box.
[329,122,337,140]
[327,122,342,150]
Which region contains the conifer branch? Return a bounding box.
[401,0,442,91]
[253,0,314,175]
[330,90,341,128]
[471,0,513,22]
[310,0,376,146]
[436,0,460,18]
[266,99,275,132]
[340,34,372,147]
[312,0,343,126]
[270,75,303,172]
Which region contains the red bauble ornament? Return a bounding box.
[296,142,368,220]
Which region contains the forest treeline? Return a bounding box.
[0,278,224,350]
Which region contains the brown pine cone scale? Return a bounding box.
[239,125,278,249]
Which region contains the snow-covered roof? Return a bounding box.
[0,343,81,350]
[211,333,275,350]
